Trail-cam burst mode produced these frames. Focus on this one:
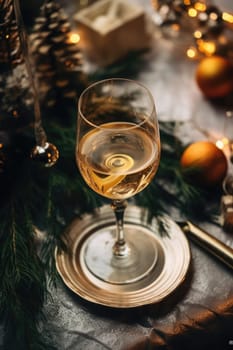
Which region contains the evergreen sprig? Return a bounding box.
[0,169,52,349]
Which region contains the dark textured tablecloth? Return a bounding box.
[41,221,233,350]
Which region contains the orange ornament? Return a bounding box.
[180,141,228,187]
[195,56,233,98]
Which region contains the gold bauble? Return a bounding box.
[195,56,233,98]
[180,141,228,187]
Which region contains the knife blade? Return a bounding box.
[176,221,233,270]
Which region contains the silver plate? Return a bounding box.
[55,205,191,308]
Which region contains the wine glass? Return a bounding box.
[76,78,160,285]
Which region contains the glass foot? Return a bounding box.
[82,224,158,285]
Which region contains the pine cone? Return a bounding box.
[29,0,87,109]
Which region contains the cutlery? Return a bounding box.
[176,221,233,270]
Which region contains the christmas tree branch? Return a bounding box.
[0,199,52,349]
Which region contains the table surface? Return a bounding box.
[5,1,233,349]
[39,1,233,350]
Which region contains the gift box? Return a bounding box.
[74,0,152,66]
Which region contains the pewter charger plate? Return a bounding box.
[55,205,191,308]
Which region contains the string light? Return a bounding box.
[153,1,233,59]
[209,12,218,21]
[216,138,229,150]
[222,12,233,24]
[188,8,198,17]
[12,110,19,118]
[171,24,180,32]
[68,32,80,44]
[216,111,233,155]
[196,39,216,56]
[193,30,202,39]
[186,46,198,58]
[194,2,206,12]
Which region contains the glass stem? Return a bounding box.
[111,200,129,257]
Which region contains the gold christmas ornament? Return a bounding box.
[195,55,233,98]
[31,142,59,167]
[180,140,228,187]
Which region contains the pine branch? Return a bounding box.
[0,200,53,350]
